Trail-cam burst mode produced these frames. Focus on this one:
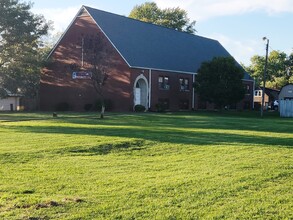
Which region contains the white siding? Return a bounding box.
[280,100,293,117]
[0,97,20,111]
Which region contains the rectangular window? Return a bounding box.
[158,76,170,90]
[179,78,189,91]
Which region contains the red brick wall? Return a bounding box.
[40,13,132,111]
[130,69,195,111]
[150,70,194,111]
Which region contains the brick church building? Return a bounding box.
[40,6,254,111]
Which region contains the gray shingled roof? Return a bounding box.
[83,6,252,80]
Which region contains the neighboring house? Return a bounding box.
[254,87,280,110]
[0,89,21,111]
[279,84,293,100]
[40,6,254,112]
[279,84,293,117]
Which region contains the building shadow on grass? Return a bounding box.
[9,117,293,149]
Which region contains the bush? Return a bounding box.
[55,102,70,111]
[84,104,93,111]
[134,104,146,112]
[95,99,113,111]
[155,103,166,112]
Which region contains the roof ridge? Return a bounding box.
[83,5,218,43]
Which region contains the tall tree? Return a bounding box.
[244,50,293,89]
[85,34,109,119]
[71,34,110,119]
[0,0,49,98]
[129,2,196,33]
[195,57,245,109]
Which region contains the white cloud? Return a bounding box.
[32,6,81,33]
[155,0,293,21]
[207,33,264,65]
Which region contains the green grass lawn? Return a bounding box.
[0,111,292,219]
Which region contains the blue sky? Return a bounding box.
[31,0,293,66]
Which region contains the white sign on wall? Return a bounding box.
[72,71,92,79]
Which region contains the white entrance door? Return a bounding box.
[134,76,148,109]
[135,88,141,105]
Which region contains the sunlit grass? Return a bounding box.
[0,111,292,219]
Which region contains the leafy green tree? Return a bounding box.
[195,57,245,108]
[285,53,293,84]
[244,50,293,89]
[0,0,49,98]
[85,35,109,119]
[129,2,196,33]
[69,34,110,119]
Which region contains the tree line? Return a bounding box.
[244,50,293,90]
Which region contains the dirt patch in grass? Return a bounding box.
[62,197,86,203]
[61,139,147,155]
[35,201,60,209]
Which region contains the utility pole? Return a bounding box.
[261,37,269,117]
[81,37,84,67]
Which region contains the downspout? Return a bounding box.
[192,73,195,109]
[149,69,152,110]
[252,79,255,110]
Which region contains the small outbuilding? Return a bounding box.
[0,89,21,111]
[279,84,293,117]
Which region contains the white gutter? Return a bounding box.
[131,66,197,75]
[192,73,195,109]
[148,69,152,109]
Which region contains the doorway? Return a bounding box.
[134,76,148,109]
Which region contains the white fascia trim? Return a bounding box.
[47,6,86,59]
[131,66,197,75]
[84,7,132,68]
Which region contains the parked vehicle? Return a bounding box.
[273,100,279,110]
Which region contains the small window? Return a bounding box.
[179,78,189,91]
[158,76,170,90]
[258,91,262,96]
[254,90,262,97]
